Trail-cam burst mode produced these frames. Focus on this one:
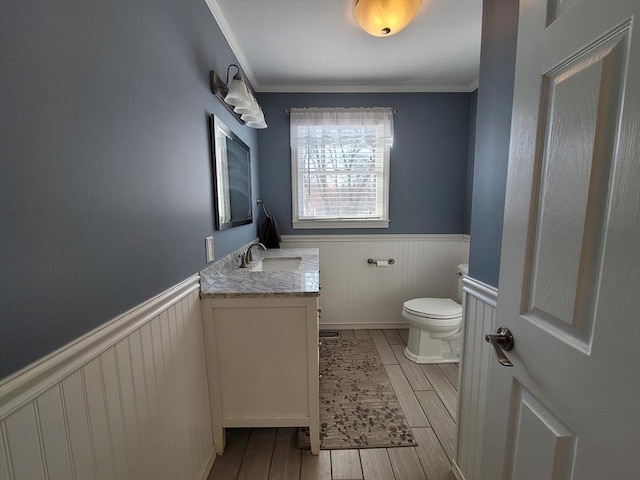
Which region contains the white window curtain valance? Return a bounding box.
[289,107,394,147]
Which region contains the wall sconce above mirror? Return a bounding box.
[209,65,267,129]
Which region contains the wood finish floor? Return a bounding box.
[207,329,458,480]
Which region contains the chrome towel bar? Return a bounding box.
[367,258,395,265]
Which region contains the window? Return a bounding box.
[290,107,394,229]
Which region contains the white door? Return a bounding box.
[482,0,640,478]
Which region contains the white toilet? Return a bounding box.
[402,264,468,364]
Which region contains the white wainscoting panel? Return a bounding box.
[281,234,469,329]
[453,276,498,480]
[0,275,215,480]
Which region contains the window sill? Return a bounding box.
[292,219,390,229]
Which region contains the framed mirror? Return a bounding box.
[210,115,253,230]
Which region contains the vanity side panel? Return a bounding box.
[201,302,226,455]
[306,297,320,454]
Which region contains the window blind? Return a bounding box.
[290,108,394,225]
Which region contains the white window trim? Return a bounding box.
[290,107,393,229]
[292,219,390,229]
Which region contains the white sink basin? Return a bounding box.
[251,257,302,272]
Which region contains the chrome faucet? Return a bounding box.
[246,242,267,262]
[239,242,267,268]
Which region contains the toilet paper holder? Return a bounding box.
[367,258,395,265]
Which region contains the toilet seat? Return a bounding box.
[402,297,463,337]
[403,298,462,319]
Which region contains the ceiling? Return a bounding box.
[206,0,483,93]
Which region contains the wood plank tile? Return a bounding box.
[383,329,405,345]
[359,449,395,480]
[340,330,356,340]
[353,329,371,339]
[412,427,455,480]
[207,428,250,480]
[205,340,462,480]
[384,365,429,427]
[398,329,409,345]
[331,449,363,480]
[420,365,458,420]
[437,364,459,391]
[390,345,433,391]
[301,450,331,480]
[415,391,456,459]
[369,330,398,364]
[237,428,277,480]
[387,447,427,480]
[269,428,302,480]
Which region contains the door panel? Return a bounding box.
[482,0,640,479]
[526,25,629,350]
[505,384,576,480]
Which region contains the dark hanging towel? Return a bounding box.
[258,201,281,248]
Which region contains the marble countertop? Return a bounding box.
[200,247,320,298]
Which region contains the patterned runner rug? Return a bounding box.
[299,338,416,450]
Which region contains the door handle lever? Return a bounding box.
[485,327,515,367]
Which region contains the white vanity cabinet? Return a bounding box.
[201,295,320,454]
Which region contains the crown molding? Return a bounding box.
[205,0,479,95]
[204,0,258,89]
[256,82,479,93]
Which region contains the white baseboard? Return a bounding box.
[451,459,467,480]
[321,322,409,330]
[199,447,217,480]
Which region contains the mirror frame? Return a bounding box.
[210,115,253,230]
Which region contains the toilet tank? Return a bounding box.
[456,264,469,302]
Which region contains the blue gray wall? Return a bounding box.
[0,0,260,378]
[468,0,519,287]
[464,90,478,234]
[257,93,472,235]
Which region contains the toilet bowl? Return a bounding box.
[402,264,468,364]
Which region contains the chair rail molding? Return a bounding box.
[0,274,215,480]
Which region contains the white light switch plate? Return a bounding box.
[205,236,214,263]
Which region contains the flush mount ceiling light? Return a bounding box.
[210,65,267,129]
[354,0,421,37]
